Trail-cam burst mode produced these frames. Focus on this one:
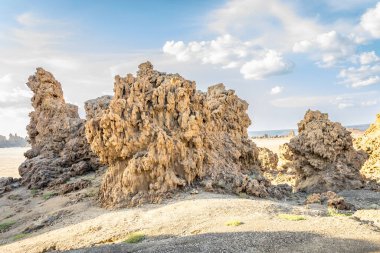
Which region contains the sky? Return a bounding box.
[0,0,380,136]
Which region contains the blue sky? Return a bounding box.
[0,0,380,136]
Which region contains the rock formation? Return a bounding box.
[257,147,278,171]
[0,177,20,197]
[85,62,288,207]
[279,110,365,193]
[355,114,380,182]
[19,68,102,189]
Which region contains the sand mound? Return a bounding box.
[85,62,288,207]
[355,114,380,182]
[19,68,102,189]
[279,110,365,193]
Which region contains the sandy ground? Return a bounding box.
[0,187,379,253]
[1,133,377,253]
[252,137,291,154]
[0,148,28,178]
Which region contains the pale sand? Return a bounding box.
[0,148,28,178]
[0,188,379,253]
[252,137,291,154]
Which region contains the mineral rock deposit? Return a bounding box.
[355,114,380,182]
[279,110,365,193]
[19,68,102,189]
[86,62,288,207]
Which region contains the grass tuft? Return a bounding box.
[30,189,38,197]
[124,232,145,243]
[225,220,243,226]
[42,192,56,200]
[0,221,16,232]
[327,208,352,217]
[278,214,306,221]
[13,233,28,240]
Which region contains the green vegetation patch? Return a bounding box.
[0,221,16,232]
[327,208,352,217]
[30,189,39,197]
[225,220,243,226]
[124,232,145,243]
[42,192,57,200]
[13,233,28,240]
[278,214,306,221]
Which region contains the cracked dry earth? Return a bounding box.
[0,184,379,253]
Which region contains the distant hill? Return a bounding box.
[0,134,29,148]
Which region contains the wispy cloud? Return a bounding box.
[271,91,379,109]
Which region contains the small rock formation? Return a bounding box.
[86,62,288,207]
[305,191,355,210]
[84,95,112,120]
[279,110,365,193]
[355,114,380,182]
[257,147,278,171]
[19,68,102,189]
[60,179,91,194]
[0,177,20,197]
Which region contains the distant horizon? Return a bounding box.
[0,121,371,137]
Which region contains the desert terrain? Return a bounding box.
[0,148,28,178]
[0,64,379,253]
[1,129,379,253]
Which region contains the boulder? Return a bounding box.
[279,110,365,193]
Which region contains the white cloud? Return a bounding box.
[16,13,45,27]
[361,2,380,38]
[7,12,70,51]
[270,86,284,95]
[361,100,378,106]
[359,51,380,64]
[163,35,252,67]
[271,91,379,109]
[163,35,293,80]
[240,50,293,80]
[339,65,380,87]
[338,103,354,109]
[207,0,323,50]
[0,87,32,109]
[293,31,356,67]
[0,74,13,84]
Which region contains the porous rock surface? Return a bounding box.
[18,68,102,189]
[0,177,20,197]
[257,147,278,171]
[85,62,288,207]
[279,110,365,193]
[355,114,380,182]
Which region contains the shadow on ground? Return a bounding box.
[62,231,380,253]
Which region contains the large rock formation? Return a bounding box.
[279,110,365,193]
[85,62,288,207]
[355,114,380,182]
[19,68,102,189]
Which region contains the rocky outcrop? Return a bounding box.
[0,177,20,197]
[355,114,380,182]
[18,68,102,189]
[84,95,112,120]
[85,62,288,207]
[279,110,365,193]
[257,147,278,171]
